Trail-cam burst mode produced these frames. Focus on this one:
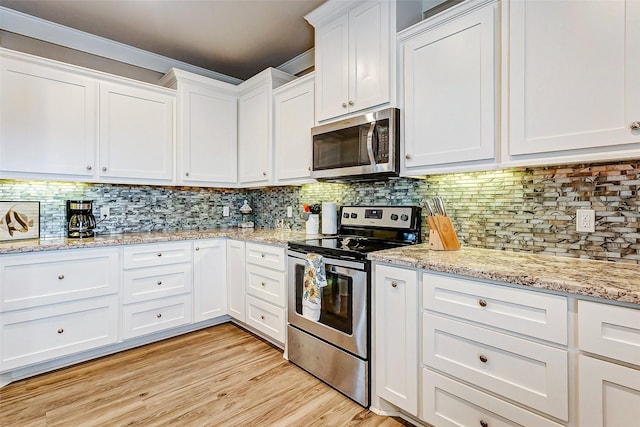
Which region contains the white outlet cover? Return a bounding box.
[287,206,293,218]
[223,206,230,217]
[576,209,595,233]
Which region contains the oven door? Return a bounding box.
[287,251,368,359]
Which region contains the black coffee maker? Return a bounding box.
[66,200,97,238]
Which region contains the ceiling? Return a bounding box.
[0,0,326,80]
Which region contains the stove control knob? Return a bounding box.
[390,214,399,221]
[401,214,409,221]
[350,213,357,219]
[343,212,349,219]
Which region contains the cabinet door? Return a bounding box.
[314,13,349,122]
[193,239,227,322]
[374,264,419,416]
[508,0,640,156]
[237,85,271,184]
[349,0,390,114]
[0,54,97,178]
[99,81,174,182]
[579,355,640,426]
[274,76,315,183]
[403,2,496,171]
[227,240,246,322]
[178,82,237,185]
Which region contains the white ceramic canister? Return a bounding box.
[306,213,319,235]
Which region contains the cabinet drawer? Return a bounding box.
[0,248,119,311]
[123,263,193,304]
[246,264,286,306]
[423,272,568,345]
[1,295,119,371]
[122,295,192,340]
[123,242,192,269]
[423,313,568,421]
[246,295,285,344]
[422,369,564,427]
[246,242,285,271]
[578,300,640,366]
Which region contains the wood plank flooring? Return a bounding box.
[0,323,414,426]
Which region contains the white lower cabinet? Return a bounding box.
[422,369,564,427]
[374,264,419,416]
[1,296,118,371]
[121,242,193,340]
[193,239,227,322]
[244,242,287,345]
[577,300,640,426]
[227,240,246,322]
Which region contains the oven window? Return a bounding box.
[294,264,353,335]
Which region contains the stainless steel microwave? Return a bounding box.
[311,108,400,181]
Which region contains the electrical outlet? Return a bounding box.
[223,206,230,217]
[287,206,293,218]
[576,209,595,232]
[100,206,110,220]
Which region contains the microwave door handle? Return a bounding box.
[366,122,376,165]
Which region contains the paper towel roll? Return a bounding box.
[322,202,337,235]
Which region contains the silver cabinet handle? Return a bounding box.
[86,165,92,171]
[261,281,266,287]
[58,274,65,280]
[185,172,190,177]
[308,166,311,171]
[342,102,347,108]
[157,253,162,257]
[195,247,200,251]
[157,281,162,286]
[348,100,354,106]
[57,328,64,334]
[102,166,107,172]
[478,299,487,307]
[391,281,398,288]
[480,420,489,427]
[479,354,488,363]
[631,121,640,131]
[260,315,265,320]
[157,313,162,318]
[261,253,265,258]
[405,154,412,159]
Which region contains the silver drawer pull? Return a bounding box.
[478,299,487,307]
[479,354,488,363]
[58,274,65,280]
[261,253,265,258]
[391,281,398,288]
[157,253,162,257]
[260,315,265,320]
[157,313,162,318]
[480,420,488,427]
[57,328,64,334]
[157,281,162,286]
[261,282,266,287]
[195,247,200,251]
[86,165,92,171]
[631,121,640,131]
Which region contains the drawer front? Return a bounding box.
[1,296,119,371]
[423,272,568,345]
[422,369,564,427]
[123,242,192,269]
[423,312,568,421]
[246,264,286,306]
[0,248,119,311]
[122,295,192,340]
[246,295,285,344]
[123,263,193,304]
[578,300,640,366]
[245,242,285,271]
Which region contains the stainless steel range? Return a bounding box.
[287,205,422,407]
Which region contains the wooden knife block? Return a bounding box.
[427,216,461,251]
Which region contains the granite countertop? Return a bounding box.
[0,228,310,254]
[368,245,640,306]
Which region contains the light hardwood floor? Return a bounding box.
[0,323,414,426]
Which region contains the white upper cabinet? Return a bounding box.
[273,73,315,184]
[99,81,174,184]
[237,68,295,187]
[400,0,498,175]
[161,69,238,186]
[307,0,422,122]
[0,49,97,180]
[504,0,640,165]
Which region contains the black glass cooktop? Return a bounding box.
[288,236,407,260]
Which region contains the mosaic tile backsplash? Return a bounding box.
[2,160,639,264]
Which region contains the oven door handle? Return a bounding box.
[287,251,366,271]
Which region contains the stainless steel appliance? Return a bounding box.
[311,108,400,181]
[66,200,96,238]
[287,205,421,407]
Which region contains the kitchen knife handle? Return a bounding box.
[424,200,435,216]
[434,197,447,216]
